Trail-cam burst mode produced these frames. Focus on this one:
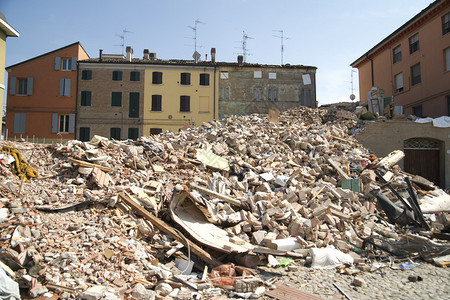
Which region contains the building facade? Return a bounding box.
[218,62,317,118]
[0,12,19,137]
[351,0,450,117]
[77,48,218,141]
[5,42,89,142]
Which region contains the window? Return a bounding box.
[200,73,210,86]
[62,58,73,71]
[220,72,229,79]
[81,91,91,106]
[79,127,90,142]
[152,72,162,84]
[409,34,419,54]
[393,45,402,63]
[180,73,191,85]
[253,87,263,101]
[17,78,28,95]
[130,71,140,81]
[59,115,70,133]
[111,92,122,106]
[14,113,26,133]
[128,128,139,140]
[268,72,277,79]
[268,88,277,101]
[411,63,421,86]
[59,78,71,96]
[445,48,450,72]
[443,12,450,35]
[129,92,139,118]
[219,87,229,100]
[9,77,33,95]
[152,95,162,111]
[110,128,121,140]
[254,71,262,78]
[180,96,190,112]
[150,128,162,135]
[112,71,122,81]
[395,73,403,93]
[82,70,92,80]
[413,105,423,118]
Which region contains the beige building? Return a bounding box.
[0,12,19,137]
[351,0,450,117]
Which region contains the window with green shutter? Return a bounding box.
[112,71,123,81]
[82,70,92,80]
[81,91,92,106]
[111,92,122,106]
[130,71,140,81]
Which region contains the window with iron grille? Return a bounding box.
[443,12,450,35]
[393,45,402,63]
[413,105,423,118]
[411,63,421,86]
[152,72,162,84]
[112,71,122,81]
[180,96,190,112]
[253,87,263,101]
[219,87,229,100]
[268,88,278,101]
[130,71,140,81]
[152,95,162,111]
[180,73,191,85]
[200,73,210,86]
[409,34,419,54]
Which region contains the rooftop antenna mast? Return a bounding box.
[272,30,289,65]
[115,29,133,55]
[188,19,205,62]
[241,31,253,63]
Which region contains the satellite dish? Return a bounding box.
[350,94,356,101]
[192,51,201,61]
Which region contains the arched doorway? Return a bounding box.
[403,138,441,186]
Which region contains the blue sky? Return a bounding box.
[2,0,434,106]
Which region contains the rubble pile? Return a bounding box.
[0,106,448,299]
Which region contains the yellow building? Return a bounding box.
[0,12,19,137]
[143,64,218,134]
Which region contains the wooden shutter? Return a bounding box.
[68,114,75,133]
[59,79,64,96]
[14,113,26,133]
[54,57,61,70]
[51,113,58,133]
[27,77,33,95]
[71,57,77,70]
[9,77,16,95]
[64,79,71,96]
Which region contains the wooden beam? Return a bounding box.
[118,192,222,267]
[189,182,242,207]
[327,158,351,180]
[68,157,112,172]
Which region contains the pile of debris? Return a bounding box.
[0,106,448,299]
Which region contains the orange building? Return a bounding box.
[5,42,89,142]
[351,0,450,117]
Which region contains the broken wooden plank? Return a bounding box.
[92,167,110,187]
[118,192,222,267]
[327,158,350,180]
[265,284,324,300]
[189,182,242,207]
[68,157,112,172]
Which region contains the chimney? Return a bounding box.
[126,46,133,61]
[99,49,103,61]
[211,48,216,63]
[143,49,149,60]
[237,55,243,65]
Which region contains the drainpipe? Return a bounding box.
[75,61,79,140]
[366,54,374,87]
[213,64,217,119]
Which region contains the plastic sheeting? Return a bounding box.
[0,264,20,300]
[415,116,450,128]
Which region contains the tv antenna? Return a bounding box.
[115,29,133,55]
[350,70,357,101]
[272,30,289,65]
[187,19,205,62]
[234,31,253,63]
